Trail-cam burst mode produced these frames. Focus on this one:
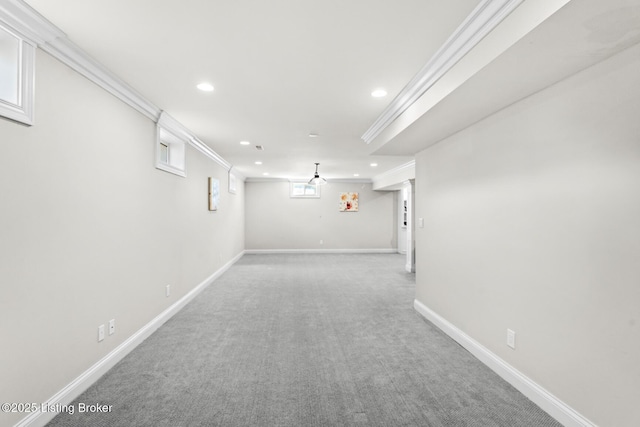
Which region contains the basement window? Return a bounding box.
[290,182,320,198]
[156,126,186,177]
[159,142,169,164]
[0,24,35,125]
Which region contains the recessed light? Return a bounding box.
[354,173,360,177]
[370,163,378,167]
[255,161,262,165]
[308,133,319,138]
[197,82,214,92]
[240,141,251,145]
[263,172,269,176]
[371,89,387,98]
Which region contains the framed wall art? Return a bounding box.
[339,192,358,212]
[208,177,220,211]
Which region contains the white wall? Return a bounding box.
[245,181,396,251]
[414,42,640,427]
[0,50,244,427]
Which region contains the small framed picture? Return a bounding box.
[208,177,220,211]
[339,192,358,212]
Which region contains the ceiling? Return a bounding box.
[368,0,640,156]
[21,0,640,182]
[22,0,477,180]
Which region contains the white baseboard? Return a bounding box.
[413,299,594,427]
[15,250,245,427]
[244,248,398,254]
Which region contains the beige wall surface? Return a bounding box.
[0,51,244,426]
[245,181,396,250]
[414,43,640,427]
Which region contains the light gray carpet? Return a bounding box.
[47,254,561,426]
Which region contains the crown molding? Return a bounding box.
[372,160,415,191]
[189,136,231,171]
[245,177,291,183]
[245,177,373,184]
[157,112,232,171]
[1,1,236,172]
[0,0,61,46]
[48,38,161,121]
[361,0,525,145]
[229,167,246,182]
[0,0,161,121]
[157,111,193,142]
[326,178,372,184]
[373,160,415,181]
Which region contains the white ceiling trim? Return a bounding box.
[0,0,61,46]
[373,160,415,181]
[158,111,232,171]
[190,137,232,171]
[244,178,373,184]
[229,167,246,183]
[361,0,525,145]
[46,38,161,121]
[0,0,161,121]
[372,160,415,191]
[244,177,291,183]
[157,111,194,144]
[0,0,234,171]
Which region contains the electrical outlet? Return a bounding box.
[507,329,516,349]
[108,319,115,335]
[98,325,105,342]
[166,285,171,297]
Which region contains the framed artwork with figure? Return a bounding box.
[339,192,358,212]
